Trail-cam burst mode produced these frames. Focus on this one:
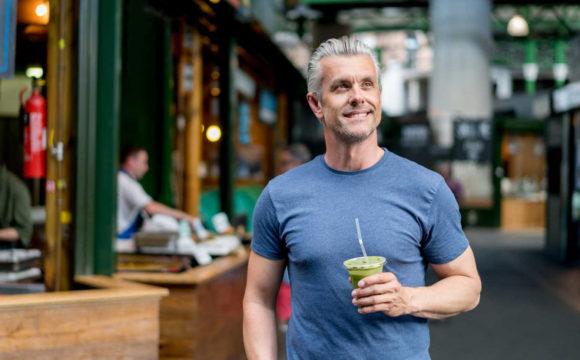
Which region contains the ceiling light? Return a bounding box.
[206,125,222,142]
[507,14,529,37]
[35,3,49,18]
[26,66,44,79]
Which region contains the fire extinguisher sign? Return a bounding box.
[29,112,45,152]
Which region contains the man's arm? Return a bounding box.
[143,201,195,222]
[243,251,286,360]
[0,228,19,241]
[352,246,481,319]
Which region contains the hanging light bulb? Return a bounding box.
[507,14,529,37]
[35,2,49,17]
[206,125,222,142]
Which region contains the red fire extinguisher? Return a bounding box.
[22,87,47,179]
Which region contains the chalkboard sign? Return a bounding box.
[400,122,431,148]
[453,119,492,163]
[395,120,434,167]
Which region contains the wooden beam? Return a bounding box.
[184,29,204,216]
[46,0,75,291]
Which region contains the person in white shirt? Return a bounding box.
[117,146,195,238]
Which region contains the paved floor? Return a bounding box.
[430,229,580,360]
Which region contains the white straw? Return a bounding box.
[354,218,368,258]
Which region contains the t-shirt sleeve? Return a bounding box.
[251,186,285,261]
[123,177,152,209]
[422,179,469,264]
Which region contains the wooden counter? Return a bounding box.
[501,197,546,230]
[115,246,250,359]
[0,276,167,359]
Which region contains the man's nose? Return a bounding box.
[349,86,365,106]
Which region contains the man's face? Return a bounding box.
[307,55,381,144]
[129,150,149,179]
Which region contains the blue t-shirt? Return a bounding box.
[252,149,468,360]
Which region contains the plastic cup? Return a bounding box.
[343,256,386,289]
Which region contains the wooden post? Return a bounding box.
[184,29,203,216]
[46,0,75,291]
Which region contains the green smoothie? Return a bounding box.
[343,256,386,289]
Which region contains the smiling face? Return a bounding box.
[307,54,381,145]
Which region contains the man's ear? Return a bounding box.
[306,92,323,120]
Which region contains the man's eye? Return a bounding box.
[362,81,374,88]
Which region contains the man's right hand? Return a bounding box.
[243,251,286,359]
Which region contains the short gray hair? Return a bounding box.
[307,36,381,96]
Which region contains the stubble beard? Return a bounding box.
[317,95,380,145]
[324,115,379,145]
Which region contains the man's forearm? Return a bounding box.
[243,300,278,360]
[0,228,19,241]
[407,275,481,319]
[145,201,193,221]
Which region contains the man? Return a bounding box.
[0,163,32,248]
[117,147,195,238]
[435,161,464,205]
[243,37,481,359]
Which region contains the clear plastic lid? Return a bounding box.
[343,256,386,270]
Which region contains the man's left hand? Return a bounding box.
[351,272,418,317]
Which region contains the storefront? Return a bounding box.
[4,0,307,284]
[106,1,307,356]
[2,0,307,357]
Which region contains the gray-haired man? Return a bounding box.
[243,37,481,359]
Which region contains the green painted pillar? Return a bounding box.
[159,20,175,206]
[218,26,235,219]
[523,39,538,94]
[75,0,121,275]
[553,39,568,88]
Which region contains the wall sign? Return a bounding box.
[0,0,17,78]
[239,101,250,144]
[453,119,492,163]
[259,89,277,125]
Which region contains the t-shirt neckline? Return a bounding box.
[318,147,389,175]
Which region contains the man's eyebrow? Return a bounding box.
[329,78,351,88]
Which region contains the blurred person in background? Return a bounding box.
[117,146,195,239]
[0,160,32,249]
[276,144,311,175]
[435,161,464,205]
[244,36,481,359]
[274,144,312,330]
